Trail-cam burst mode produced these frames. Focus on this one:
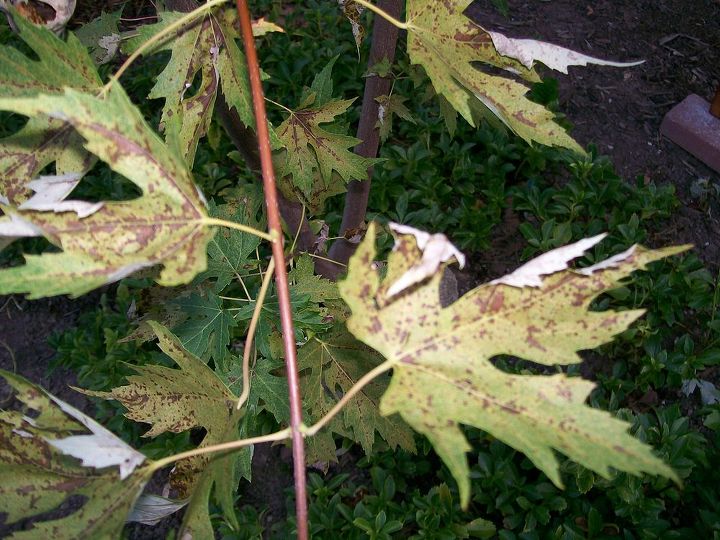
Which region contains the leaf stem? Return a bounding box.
[302,359,393,437]
[351,0,410,30]
[236,256,276,410]
[201,217,274,242]
[149,428,291,472]
[102,0,230,93]
[150,359,393,468]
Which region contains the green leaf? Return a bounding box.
[0,13,100,204]
[79,322,247,535]
[200,191,264,292]
[172,291,237,362]
[122,8,255,167]
[289,254,341,303]
[298,326,416,456]
[405,0,583,151]
[375,94,415,142]
[274,96,380,213]
[0,369,153,539]
[340,223,685,507]
[0,84,215,298]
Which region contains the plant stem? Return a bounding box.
[235,1,309,538]
[149,428,292,472]
[302,359,393,436]
[103,0,229,93]
[201,217,274,242]
[236,256,276,410]
[152,359,394,469]
[352,0,410,30]
[321,0,404,279]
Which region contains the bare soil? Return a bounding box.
[469,0,720,269]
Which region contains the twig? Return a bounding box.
[321,0,404,279]
[234,2,309,538]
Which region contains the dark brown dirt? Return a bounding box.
[468,0,720,269]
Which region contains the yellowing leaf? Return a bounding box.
[78,322,246,535]
[123,8,255,167]
[405,0,626,151]
[0,13,100,204]
[0,369,153,539]
[340,223,686,506]
[0,85,215,298]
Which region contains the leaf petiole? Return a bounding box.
[201,217,274,242]
[148,428,292,472]
[149,358,393,469]
[351,0,411,30]
[236,256,276,410]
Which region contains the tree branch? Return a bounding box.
[317,0,404,279]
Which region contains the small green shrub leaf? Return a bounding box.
[340,223,686,506]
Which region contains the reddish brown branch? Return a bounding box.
[235,2,309,539]
[317,0,404,279]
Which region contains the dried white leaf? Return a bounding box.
[19,173,103,218]
[387,222,466,297]
[579,245,637,275]
[45,393,145,479]
[127,495,188,525]
[492,233,607,288]
[41,0,76,34]
[0,213,45,237]
[97,33,121,65]
[488,31,644,73]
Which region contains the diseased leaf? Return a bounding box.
[122,7,255,167]
[299,326,416,456]
[0,13,99,204]
[338,0,365,53]
[0,84,215,298]
[251,326,415,463]
[274,95,380,213]
[78,322,247,535]
[405,0,635,151]
[0,369,153,539]
[340,223,686,506]
[79,321,236,440]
